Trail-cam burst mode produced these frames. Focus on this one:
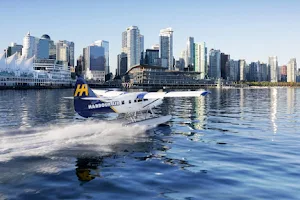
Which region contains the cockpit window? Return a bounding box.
[121,100,125,105]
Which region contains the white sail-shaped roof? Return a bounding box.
[6,53,17,72]
[0,53,5,71]
[24,56,34,73]
[16,56,25,72]
[0,53,4,60]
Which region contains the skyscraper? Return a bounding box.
[280,65,287,82]
[22,32,49,59]
[76,55,84,75]
[117,52,128,76]
[208,49,221,79]
[268,56,278,82]
[194,42,207,79]
[145,49,159,66]
[140,35,144,64]
[287,58,297,82]
[249,62,258,82]
[56,40,74,67]
[22,32,38,59]
[41,34,56,59]
[194,43,201,72]
[56,42,69,66]
[94,40,110,75]
[186,37,194,69]
[239,59,246,81]
[122,26,143,68]
[151,44,159,50]
[180,50,186,69]
[83,44,105,81]
[221,53,230,79]
[228,59,239,81]
[260,62,268,81]
[7,43,22,57]
[159,28,173,70]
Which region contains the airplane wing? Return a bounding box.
[138,90,210,99]
[64,89,209,101]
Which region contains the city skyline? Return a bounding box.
[1,0,300,74]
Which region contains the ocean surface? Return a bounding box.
[0,88,299,200]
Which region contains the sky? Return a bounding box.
[0,0,300,74]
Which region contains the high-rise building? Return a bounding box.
[56,40,74,67]
[268,56,278,82]
[249,62,259,82]
[76,55,84,75]
[260,63,268,81]
[140,35,144,64]
[180,50,186,69]
[122,31,127,52]
[7,43,22,57]
[287,58,297,82]
[41,34,56,59]
[121,26,143,68]
[22,32,37,59]
[239,59,246,81]
[228,59,239,81]
[256,61,262,82]
[176,58,185,71]
[145,49,159,66]
[281,65,287,76]
[56,43,69,67]
[151,44,159,50]
[117,52,128,76]
[22,32,49,59]
[194,42,207,79]
[186,37,194,69]
[208,49,221,79]
[221,53,230,79]
[159,28,173,70]
[297,69,300,82]
[94,40,110,75]
[83,45,105,81]
[280,65,287,82]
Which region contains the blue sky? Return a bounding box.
[1,0,299,73]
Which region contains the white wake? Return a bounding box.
[0,120,148,162]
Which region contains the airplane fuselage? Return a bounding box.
[90,90,163,114]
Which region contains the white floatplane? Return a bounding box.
[65,76,210,127]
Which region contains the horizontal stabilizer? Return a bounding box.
[63,97,74,100]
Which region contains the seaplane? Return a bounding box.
[65,76,210,128]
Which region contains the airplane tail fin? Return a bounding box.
[74,76,99,118]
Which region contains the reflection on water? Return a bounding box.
[193,97,206,130]
[287,88,295,114]
[270,88,278,134]
[76,157,103,183]
[1,88,300,199]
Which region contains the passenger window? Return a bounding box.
[134,100,137,103]
[122,100,125,105]
[138,99,142,102]
[129,100,131,104]
[144,99,148,101]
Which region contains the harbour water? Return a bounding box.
[0,88,299,199]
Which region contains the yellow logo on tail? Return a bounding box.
[74,84,89,96]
